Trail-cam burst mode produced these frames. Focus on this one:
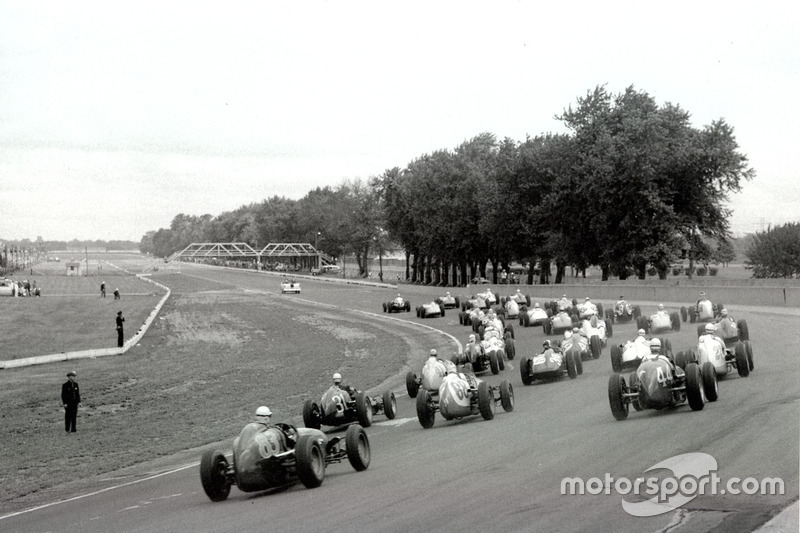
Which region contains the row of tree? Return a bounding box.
[141,85,760,282]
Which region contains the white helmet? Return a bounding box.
[430,349,438,356]
[255,406,272,421]
[658,303,664,310]
[468,335,475,342]
[720,308,728,317]
[333,372,342,384]
[446,292,451,296]
[585,297,590,301]
[649,338,661,351]
[572,327,579,333]
[704,323,716,333]
[533,302,540,308]
[637,329,646,336]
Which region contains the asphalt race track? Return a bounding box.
[2,268,798,533]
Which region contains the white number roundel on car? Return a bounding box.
[255,430,281,458]
[445,379,470,407]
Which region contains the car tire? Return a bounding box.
[590,335,602,360]
[685,362,705,411]
[500,381,514,412]
[296,434,325,488]
[416,389,435,429]
[735,343,750,377]
[200,449,231,502]
[406,372,419,398]
[745,340,754,370]
[637,316,649,334]
[506,323,515,339]
[382,390,397,419]
[355,392,374,427]
[478,381,495,421]
[303,399,321,429]
[680,306,688,323]
[701,361,719,401]
[520,358,533,386]
[611,344,622,373]
[633,305,641,320]
[489,351,500,375]
[566,351,578,379]
[670,312,681,332]
[737,319,749,342]
[606,319,613,338]
[608,373,629,421]
[504,338,516,360]
[345,424,371,471]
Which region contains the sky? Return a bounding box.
[1,1,798,242]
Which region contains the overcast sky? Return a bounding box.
[1,1,798,242]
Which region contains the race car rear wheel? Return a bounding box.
[303,400,321,430]
[498,353,506,371]
[575,353,583,375]
[606,320,613,338]
[633,305,641,320]
[500,381,514,412]
[200,449,231,502]
[382,390,397,419]
[629,373,643,411]
[637,316,650,334]
[504,338,515,360]
[405,372,419,398]
[355,392,374,427]
[478,381,495,420]
[701,362,719,401]
[685,363,705,411]
[608,373,629,421]
[735,343,750,377]
[590,336,601,360]
[345,424,371,471]
[610,344,622,373]
[520,358,533,386]
[670,312,681,332]
[383,303,388,313]
[416,389,435,429]
[566,352,578,379]
[296,435,325,488]
[506,323,515,339]
[488,351,500,374]
[745,340,754,370]
[737,319,750,342]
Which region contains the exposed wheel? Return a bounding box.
[606,320,613,338]
[383,303,387,313]
[608,373,629,421]
[629,373,643,411]
[406,372,419,398]
[685,362,705,411]
[701,362,719,402]
[200,449,231,502]
[596,303,604,318]
[355,392,374,427]
[489,351,500,375]
[575,353,583,375]
[689,308,697,323]
[670,312,681,332]
[675,350,687,370]
[504,338,516,360]
[520,358,533,385]
[382,390,397,419]
[605,308,614,322]
[519,316,524,326]
[405,301,411,312]
[478,381,495,420]
[636,316,649,334]
[345,424,371,471]
[296,434,325,488]
[416,307,421,318]
[661,338,673,358]
[454,296,460,308]
[680,306,688,322]
[416,389,435,428]
[506,323,515,339]
[303,399,321,429]
[737,319,749,341]
[500,381,514,412]
[610,344,622,373]
[590,335,602,359]
[735,343,750,377]
[440,305,445,317]
[498,352,506,371]
[566,351,577,379]
[633,305,641,320]
[745,340,754,370]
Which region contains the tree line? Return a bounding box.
[141,85,762,282]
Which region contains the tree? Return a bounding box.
[745,223,800,278]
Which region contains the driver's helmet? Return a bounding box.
[619,295,624,299]
[700,291,706,297]
[658,303,664,310]
[255,406,272,424]
[585,297,591,301]
[397,293,401,298]
[562,294,567,299]
[720,308,728,317]
[572,327,579,333]
[533,302,540,308]
[333,372,342,384]
[446,292,451,296]
[429,349,438,357]
[468,334,475,343]
[637,329,646,336]
[516,289,521,294]
[704,323,716,334]
[543,340,551,349]
[649,338,661,353]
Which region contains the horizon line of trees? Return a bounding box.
[139,85,768,282]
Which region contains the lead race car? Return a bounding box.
[501,290,531,308]
[576,297,604,320]
[416,300,446,318]
[608,340,718,421]
[688,293,724,323]
[302,383,396,429]
[637,304,684,334]
[200,411,370,501]
[605,297,641,324]
[383,294,411,313]
[416,370,514,428]
[519,341,579,385]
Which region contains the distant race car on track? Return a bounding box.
[200,417,370,501]
[416,301,445,318]
[519,341,579,385]
[281,280,301,294]
[416,371,513,428]
[383,295,411,313]
[302,384,396,429]
[436,292,460,309]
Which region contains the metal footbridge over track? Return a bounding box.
[165,242,335,267]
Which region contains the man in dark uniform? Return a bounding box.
[100,281,106,298]
[116,311,125,347]
[61,371,81,433]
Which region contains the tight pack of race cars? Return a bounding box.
[202,288,758,501]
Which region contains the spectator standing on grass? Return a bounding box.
[116,311,125,347]
[100,281,106,298]
[113,288,120,300]
[61,371,81,433]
